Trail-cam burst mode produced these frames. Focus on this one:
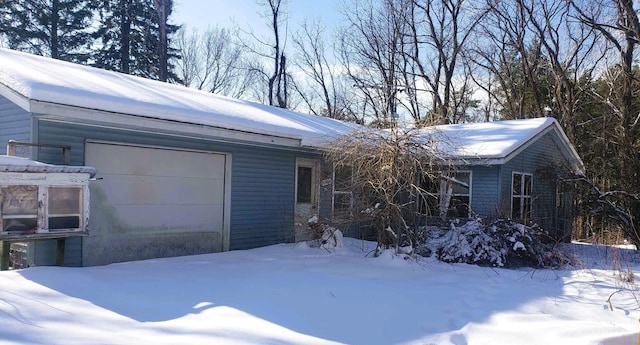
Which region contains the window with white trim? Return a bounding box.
[511,172,532,221]
[1,186,37,233]
[423,171,472,219]
[441,171,471,219]
[332,165,354,219]
[1,185,83,234]
[48,187,82,230]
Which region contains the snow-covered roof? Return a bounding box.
[0,155,96,175]
[0,48,360,148]
[421,117,584,172]
[0,49,583,170]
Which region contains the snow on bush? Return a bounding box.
[432,219,570,268]
[434,220,507,267]
[321,227,343,250]
[307,218,343,251]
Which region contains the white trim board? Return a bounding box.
[31,100,302,148]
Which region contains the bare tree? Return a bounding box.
[569,0,640,247]
[200,28,250,97]
[519,0,601,141]
[472,0,549,120]
[408,0,489,124]
[266,0,289,108]
[291,20,358,121]
[325,126,449,253]
[174,26,199,87]
[474,0,602,131]
[571,0,640,130]
[338,0,413,126]
[173,26,252,99]
[237,0,291,108]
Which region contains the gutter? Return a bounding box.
[29,99,305,149]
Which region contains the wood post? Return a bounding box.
[0,241,9,271]
[0,239,68,270]
[6,140,16,156]
[55,239,65,267]
[5,140,72,164]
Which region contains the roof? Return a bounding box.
[0,155,96,176]
[421,117,584,173]
[0,49,583,173]
[0,48,359,148]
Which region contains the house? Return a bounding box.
[418,118,584,240]
[0,48,583,267]
[0,48,358,266]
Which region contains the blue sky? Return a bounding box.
[172,0,342,33]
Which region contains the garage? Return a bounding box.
[83,142,230,265]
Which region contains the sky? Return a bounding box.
[172,0,343,34]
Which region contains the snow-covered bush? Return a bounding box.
[307,218,343,251]
[320,227,344,250]
[434,220,507,266]
[433,219,570,268]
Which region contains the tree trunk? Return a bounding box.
[154,0,168,81]
[50,0,59,59]
[120,0,131,74]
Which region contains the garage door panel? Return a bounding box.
[109,204,224,229]
[88,144,226,178]
[85,143,227,237]
[130,148,225,178]
[95,174,225,205]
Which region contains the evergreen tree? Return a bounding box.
[154,0,170,81]
[93,0,180,81]
[0,0,95,63]
[152,0,180,82]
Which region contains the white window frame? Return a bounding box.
[0,173,89,236]
[332,164,354,219]
[438,170,472,219]
[511,172,533,221]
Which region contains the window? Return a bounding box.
[1,185,84,234]
[333,165,353,219]
[512,172,532,221]
[441,172,471,218]
[48,187,82,230]
[296,166,313,203]
[1,186,38,234]
[423,171,472,219]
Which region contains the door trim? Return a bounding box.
[295,158,320,206]
[294,158,320,242]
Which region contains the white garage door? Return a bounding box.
[85,142,227,243]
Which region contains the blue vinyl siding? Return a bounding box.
[501,131,569,236]
[33,119,314,265]
[468,165,500,218]
[0,94,31,151]
[230,147,296,249]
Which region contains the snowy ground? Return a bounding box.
[0,239,639,345]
